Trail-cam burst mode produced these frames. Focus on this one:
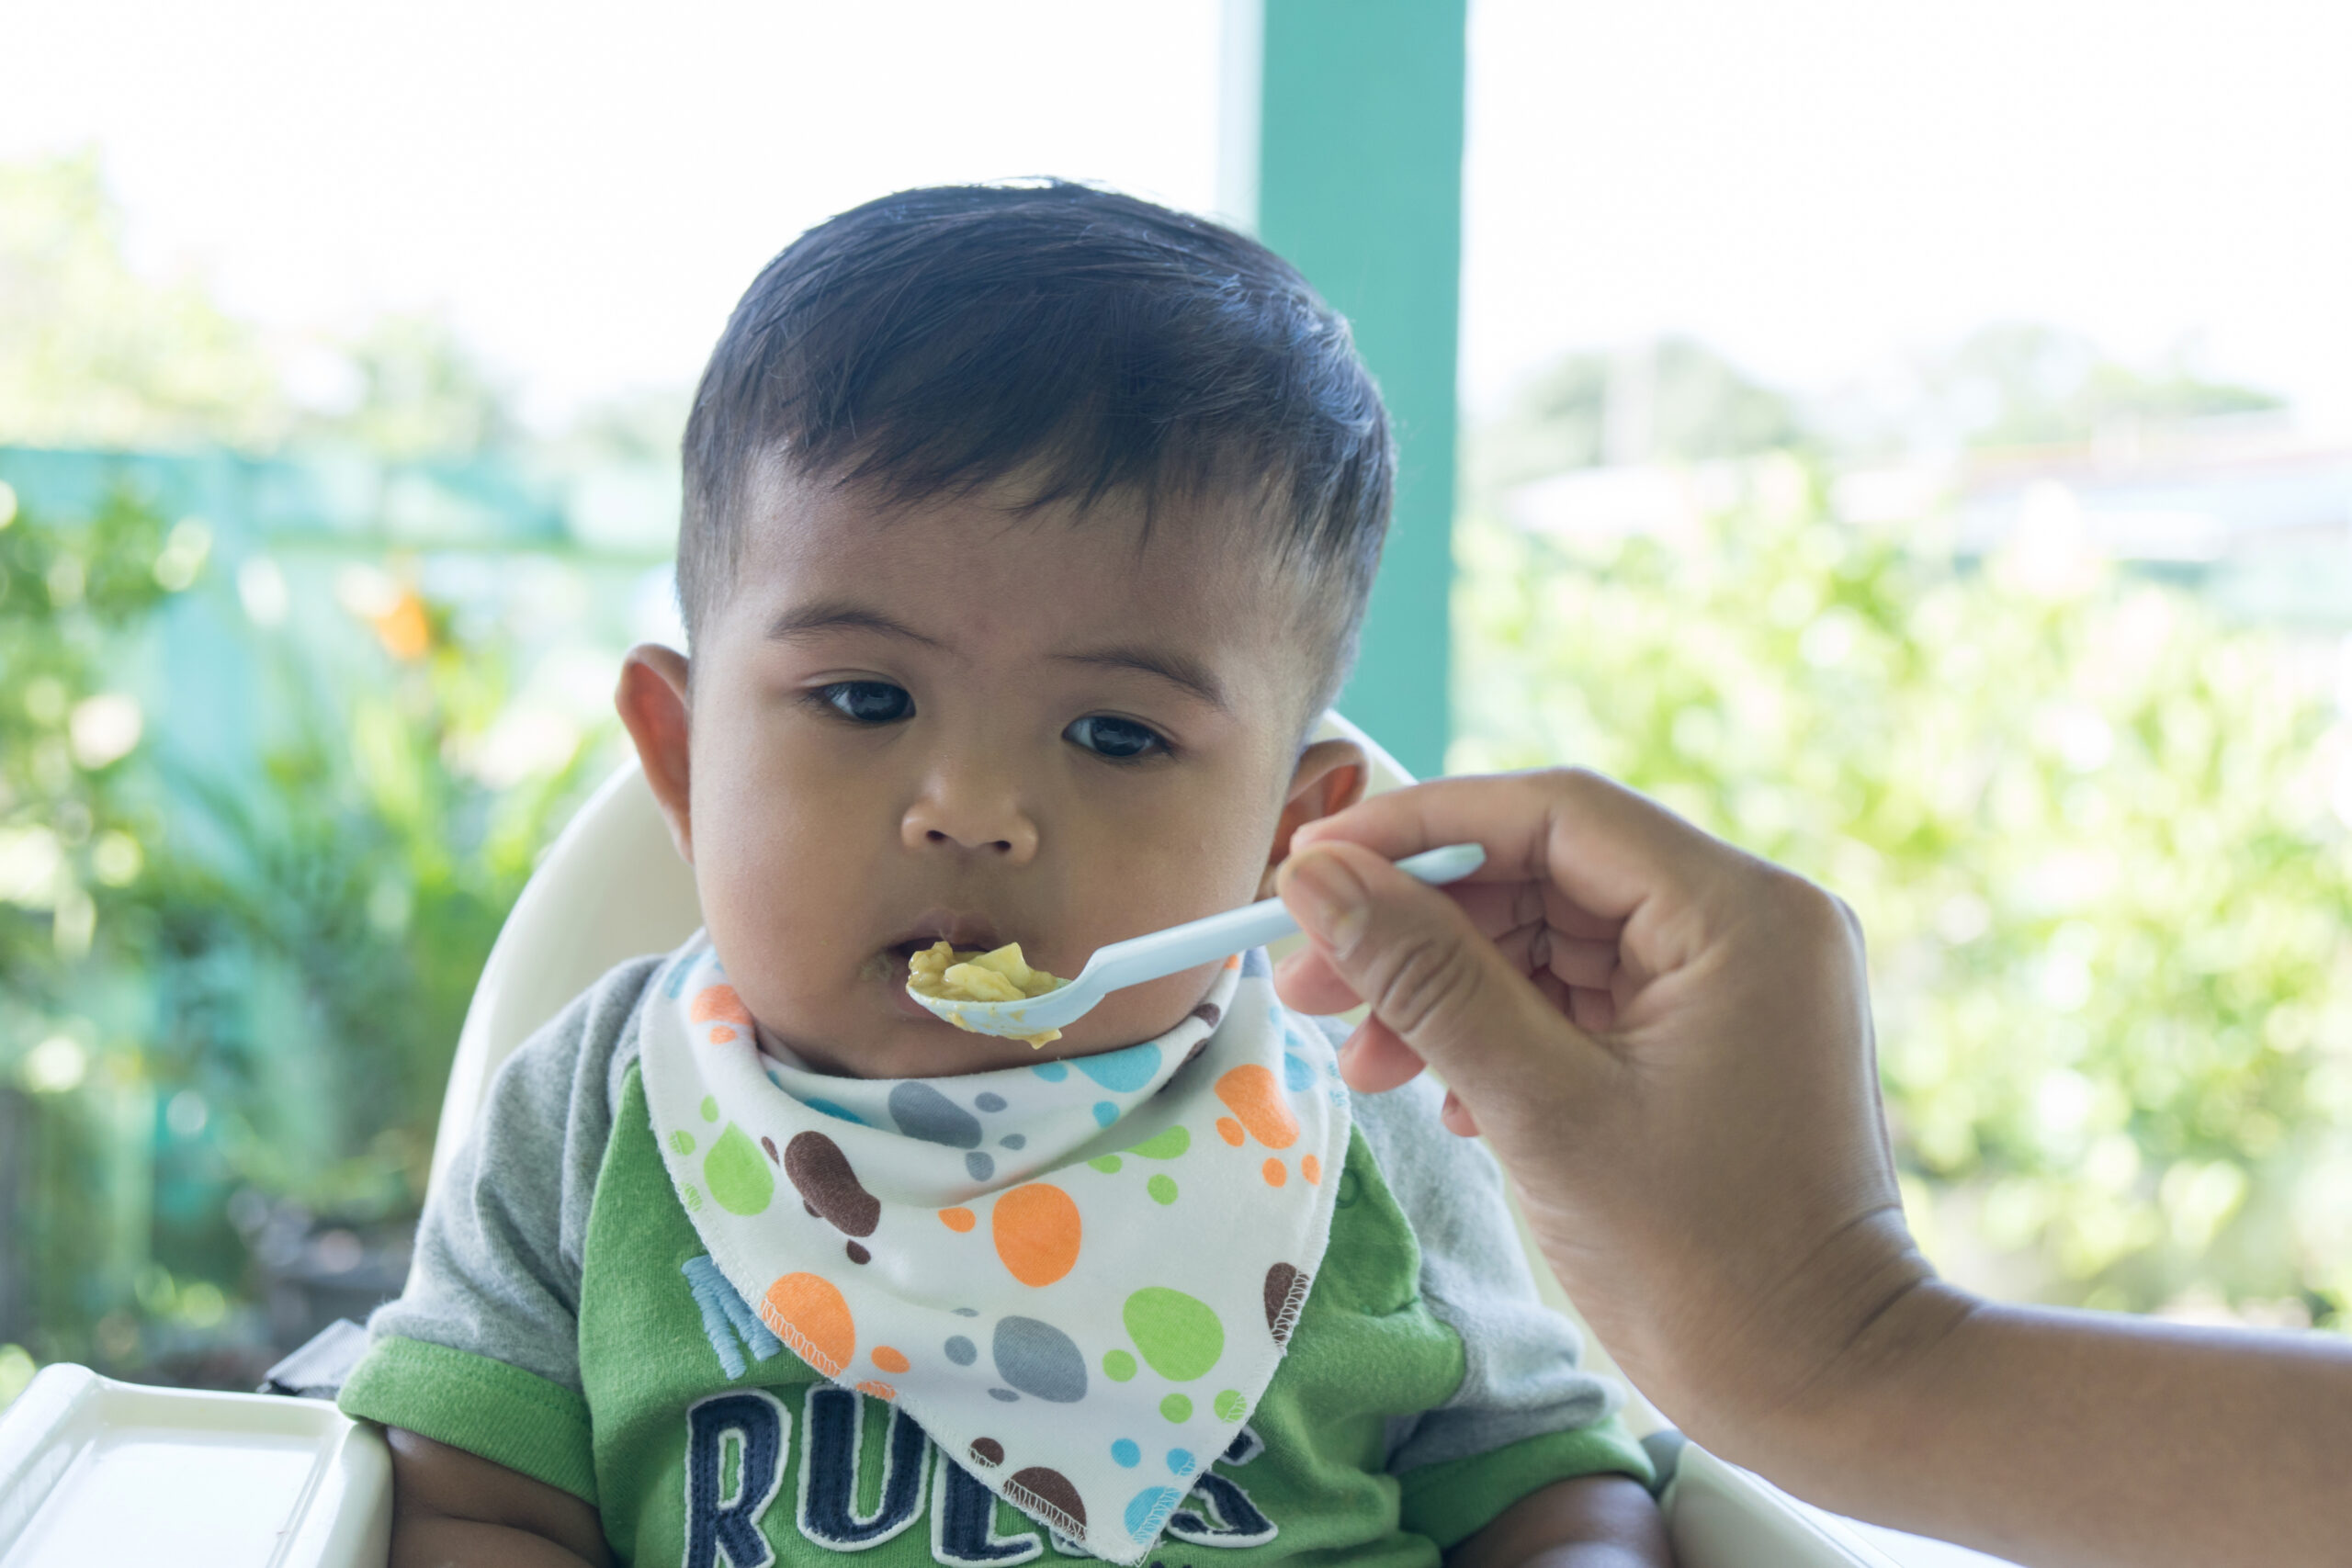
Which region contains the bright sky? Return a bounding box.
[9,0,2351,430]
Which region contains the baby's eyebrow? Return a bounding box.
[1051,646,1228,711]
[764,599,944,649]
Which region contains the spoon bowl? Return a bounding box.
[908,842,1487,1041]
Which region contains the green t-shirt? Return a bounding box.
[342,956,1650,1565]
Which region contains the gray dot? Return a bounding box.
[953,1306,979,1317]
[944,1336,978,1366]
[976,1092,1008,1111]
[989,1387,1020,1402]
[966,1151,995,1181]
[992,1315,1089,1404]
[888,1081,981,1148]
[999,1134,1026,1150]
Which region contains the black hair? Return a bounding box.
[677,180,1393,716]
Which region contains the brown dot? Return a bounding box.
[804,1201,819,1218]
[1264,1261,1309,1346]
[786,1131,882,1237]
[968,1437,1004,1468]
[1005,1465,1087,1534]
[845,1240,871,1264]
[1189,1002,1222,1028]
[761,1135,779,1164]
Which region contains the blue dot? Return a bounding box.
[1111,1438,1141,1468]
[805,1098,867,1125]
[976,1091,1008,1111]
[952,1307,979,1317]
[1167,1448,1195,1476]
[1283,1053,1313,1090]
[1092,1100,1118,1127]
[999,1133,1026,1149]
[989,1387,1020,1402]
[966,1151,995,1181]
[1033,1062,1069,1082]
[1074,1042,1161,1092]
[944,1337,977,1366]
[1124,1486,1182,1540]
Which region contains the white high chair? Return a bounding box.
[0,714,2009,1568]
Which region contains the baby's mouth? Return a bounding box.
[871,915,1022,1000]
[883,914,1011,964]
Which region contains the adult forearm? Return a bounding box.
[1772,1283,2352,1568]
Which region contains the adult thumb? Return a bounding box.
[1277,841,1564,1094]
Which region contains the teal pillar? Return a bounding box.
[1231,0,1466,779]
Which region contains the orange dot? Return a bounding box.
[1216,1117,1245,1147]
[1301,1154,1321,1185]
[1262,1157,1287,1187]
[855,1380,898,1401]
[991,1182,1082,1287]
[707,1024,738,1043]
[761,1272,854,1377]
[1224,953,1242,970]
[1215,1065,1300,1150]
[940,1207,977,1233]
[691,985,753,1028]
[872,1346,910,1374]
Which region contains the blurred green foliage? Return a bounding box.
[1,483,597,1388]
[1455,461,2352,1323]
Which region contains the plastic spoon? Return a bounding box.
[907,842,1487,1040]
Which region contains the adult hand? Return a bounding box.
[1272,768,1938,1461]
[1274,768,2352,1568]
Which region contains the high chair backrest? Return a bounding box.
[425,711,1416,1197]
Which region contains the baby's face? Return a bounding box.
[620,471,1359,1079]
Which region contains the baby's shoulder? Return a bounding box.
[472,950,670,1150]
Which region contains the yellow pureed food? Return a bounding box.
[906,941,1069,1047]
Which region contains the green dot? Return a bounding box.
[1213,1389,1248,1422]
[1102,1349,1137,1382]
[704,1123,775,1215]
[682,1184,704,1212]
[1147,1174,1178,1205]
[1159,1393,1192,1423]
[1126,1125,1190,1160]
[700,1095,719,1122]
[1123,1287,1225,1382]
[669,1130,697,1156]
[1088,1155,1124,1174]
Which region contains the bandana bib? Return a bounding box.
[641,938,1351,1563]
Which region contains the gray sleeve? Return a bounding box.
[1327,1026,1624,1475]
[362,953,662,1395]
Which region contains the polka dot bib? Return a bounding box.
[641,937,1351,1564]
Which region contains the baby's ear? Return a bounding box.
[616,644,696,864]
[1259,739,1368,898]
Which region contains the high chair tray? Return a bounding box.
[0,1363,390,1567]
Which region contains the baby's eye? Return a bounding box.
[815,682,914,725]
[1064,715,1166,761]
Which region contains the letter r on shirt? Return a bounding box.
[684,1390,789,1568]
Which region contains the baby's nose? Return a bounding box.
[900,769,1039,863]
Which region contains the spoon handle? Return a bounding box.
[1084,842,1487,992]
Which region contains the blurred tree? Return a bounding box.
[1456,465,2352,1325]
[1,481,208,1371]
[0,152,288,451]
[1918,322,2286,452]
[0,151,526,464]
[1,480,599,1382]
[303,311,521,461]
[1476,335,1807,491]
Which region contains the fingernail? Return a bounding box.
[1284,850,1369,957]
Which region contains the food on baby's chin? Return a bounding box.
[906,941,1068,1047]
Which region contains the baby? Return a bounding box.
[341,183,1671,1568]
